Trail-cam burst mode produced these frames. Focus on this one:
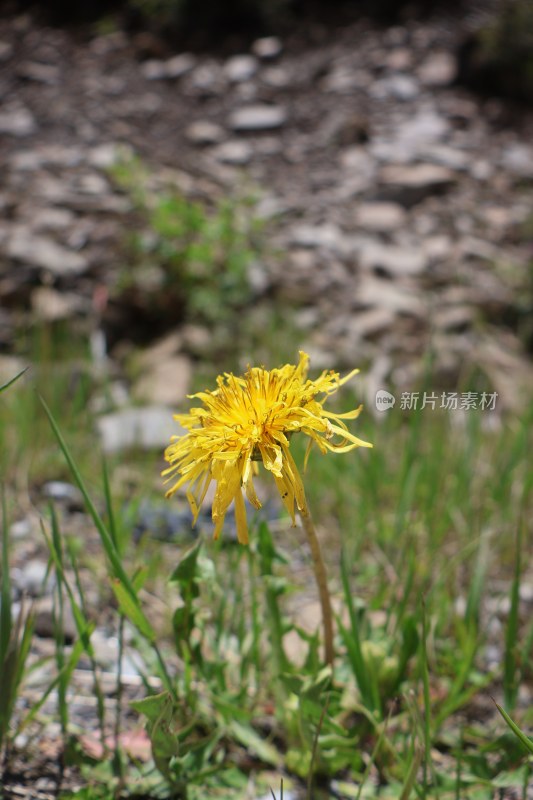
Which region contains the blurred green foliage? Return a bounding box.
[458,0,533,102]
[109,155,263,331]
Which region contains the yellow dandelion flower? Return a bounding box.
[162,351,372,545]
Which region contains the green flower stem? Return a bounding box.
[299,505,335,666]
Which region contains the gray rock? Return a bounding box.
[252,36,282,60]
[422,235,452,262]
[0,106,36,137]
[501,143,533,179]
[229,104,287,131]
[359,242,427,276]
[212,139,252,165]
[42,481,83,507]
[9,518,34,540]
[140,59,167,81]
[254,136,282,156]
[133,355,192,406]
[34,596,76,642]
[418,51,457,87]
[357,275,425,316]
[396,110,450,148]
[290,223,344,252]
[142,53,195,81]
[378,163,456,207]
[31,287,85,321]
[6,229,88,275]
[338,146,377,195]
[353,202,407,232]
[187,61,225,95]
[346,307,396,340]
[420,144,469,171]
[25,207,75,231]
[433,305,473,332]
[12,144,83,170]
[185,120,225,146]
[385,48,413,71]
[224,54,258,83]
[180,324,211,356]
[0,355,27,385]
[321,66,370,93]
[96,406,182,453]
[0,41,13,61]
[18,60,60,84]
[16,559,54,597]
[135,331,183,368]
[88,142,133,168]
[165,53,196,78]
[371,74,419,101]
[261,66,290,88]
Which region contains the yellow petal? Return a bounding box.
[212,459,242,521]
[282,446,307,513]
[274,474,296,524]
[234,490,249,545]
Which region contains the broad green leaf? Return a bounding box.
[227,720,282,768]
[111,579,156,643]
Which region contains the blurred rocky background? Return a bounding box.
[1,0,533,455]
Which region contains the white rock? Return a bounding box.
[142,53,195,80]
[353,202,407,232]
[165,53,196,78]
[18,60,60,84]
[134,355,192,406]
[261,66,290,88]
[224,54,258,82]
[97,406,183,453]
[346,308,396,339]
[501,143,533,179]
[378,163,456,206]
[141,59,167,81]
[229,104,287,131]
[31,287,84,321]
[185,120,225,146]
[252,36,282,60]
[0,41,13,61]
[357,275,425,316]
[359,242,427,275]
[396,110,450,147]
[24,207,75,231]
[385,48,413,71]
[188,61,225,94]
[213,139,252,165]
[0,106,36,136]
[418,51,457,86]
[371,74,419,101]
[290,223,345,252]
[7,229,88,275]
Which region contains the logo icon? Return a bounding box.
[375,389,396,412]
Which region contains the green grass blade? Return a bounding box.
[111,578,156,643]
[19,636,87,732]
[340,553,380,714]
[1,488,12,661]
[420,602,432,794]
[102,456,121,554]
[49,505,68,736]
[40,400,175,695]
[503,525,522,710]
[495,703,533,755]
[0,367,28,394]
[399,745,423,800]
[40,396,136,597]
